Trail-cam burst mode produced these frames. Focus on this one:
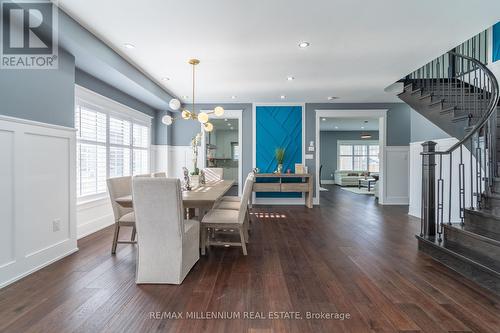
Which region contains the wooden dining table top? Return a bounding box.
[115,179,235,209]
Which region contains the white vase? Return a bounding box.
[190,175,199,188]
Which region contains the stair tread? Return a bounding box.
[445,223,500,244]
[466,207,500,220]
[418,236,500,277]
[444,239,500,273]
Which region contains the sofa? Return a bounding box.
[334,170,379,186]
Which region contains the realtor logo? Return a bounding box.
[1,0,58,69]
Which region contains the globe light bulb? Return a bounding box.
[204,122,214,132]
[214,106,224,116]
[198,112,209,124]
[181,110,191,120]
[161,115,173,125]
[169,98,181,111]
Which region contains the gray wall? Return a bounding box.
[320,131,379,179]
[410,109,450,142]
[305,103,412,190]
[75,69,160,142]
[156,103,253,179]
[0,48,75,127]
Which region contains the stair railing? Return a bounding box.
[412,51,499,242]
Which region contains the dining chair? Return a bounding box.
[203,167,224,182]
[214,172,255,210]
[200,175,254,255]
[152,172,167,177]
[107,176,137,254]
[132,177,200,284]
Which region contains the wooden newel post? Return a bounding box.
[421,141,437,238]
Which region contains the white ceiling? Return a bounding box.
[320,117,379,131]
[57,0,500,104]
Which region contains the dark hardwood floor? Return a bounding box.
[2,185,500,332]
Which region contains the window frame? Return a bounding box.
[337,140,379,172]
[75,85,152,203]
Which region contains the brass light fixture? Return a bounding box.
[161,59,224,132]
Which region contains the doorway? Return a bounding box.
[200,110,243,196]
[315,109,387,204]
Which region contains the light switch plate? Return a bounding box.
[308,146,315,152]
[305,154,314,159]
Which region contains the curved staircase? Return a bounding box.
[397,45,500,294]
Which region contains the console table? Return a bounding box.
[253,173,314,208]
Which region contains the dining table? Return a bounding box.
[114,179,235,217]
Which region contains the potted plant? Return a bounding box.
[275,147,285,173]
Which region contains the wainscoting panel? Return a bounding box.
[383,146,410,205]
[409,138,474,220]
[0,129,15,268]
[0,116,77,288]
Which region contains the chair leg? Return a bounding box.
[111,224,120,254]
[239,227,247,256]
[131,226,136,241]
[200,226,207,256]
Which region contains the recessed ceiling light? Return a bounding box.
[335,126,339,129]
[298,41,310,48]
[231,95,237,99]
[230,127,234,130]
[322,118,326,121]
[361,126,365,129]
[224,118,228,121]
[280,95,286,99]
[161,77,170,81]
[287,76,295,81]
[328,96,339,100]
[227,123,231,126]
[123,43,135,49]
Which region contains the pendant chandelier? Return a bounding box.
[161,59,224,132]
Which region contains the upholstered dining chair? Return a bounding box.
[132,177,200,284]
[214,173,255,210]
[152,172,167,177]
[203,167,224,182]
[107,176,137,254]
[201,174,254,256]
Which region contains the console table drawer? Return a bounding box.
[281,183,309,192]
[253,183,281,192]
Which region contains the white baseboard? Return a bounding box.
[77,214,114,239]
[320,180,335,184]
[0,246,78,289]
[382,196,409,205]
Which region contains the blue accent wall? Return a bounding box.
[256,105,302,198]
[494,22,500,63]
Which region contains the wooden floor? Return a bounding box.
[2,185,500,332]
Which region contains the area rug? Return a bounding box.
[340,187,374,196]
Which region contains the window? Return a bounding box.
[338,141,379,172]
[75,86,151,199]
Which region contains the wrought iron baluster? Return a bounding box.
[459,145,465,225]
[437,154,444,242]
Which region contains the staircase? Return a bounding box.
[397,45,500,294]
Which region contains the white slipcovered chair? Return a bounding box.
[201,175,254,256]
[203,168,224,182]
[132,177,199,284]
[213,173,255,210]
[107,176,137,254]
